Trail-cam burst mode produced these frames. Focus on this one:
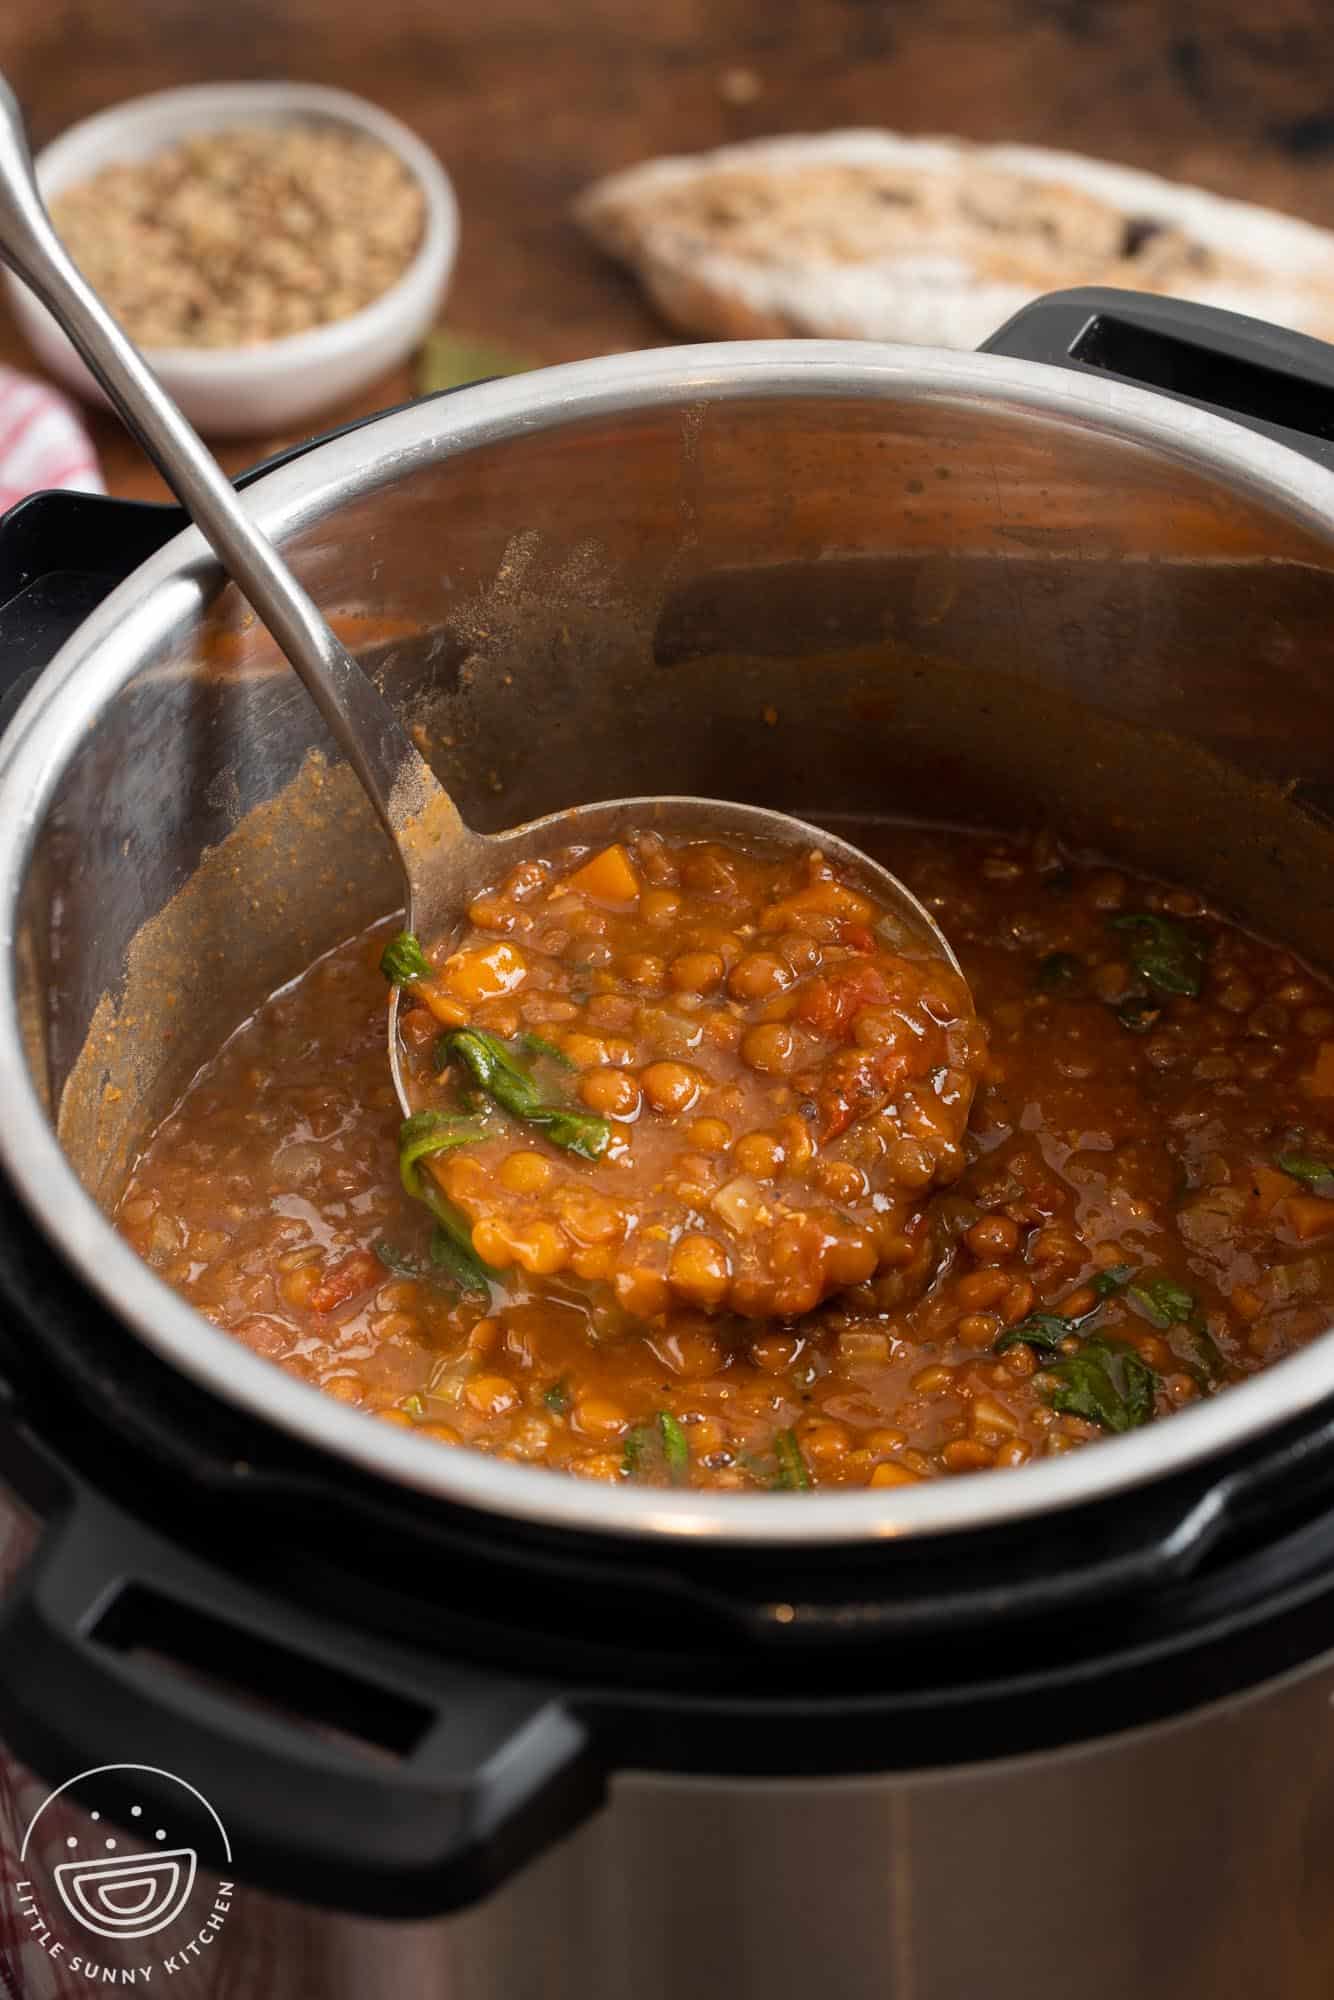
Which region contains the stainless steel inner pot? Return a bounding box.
[3,338,1334,1545]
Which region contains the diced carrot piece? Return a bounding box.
[411,987,470,1028]
[1250,1163,1296,1220]
[1305,1041,1334,1098]
[565,844,641,906]
[442,939,527,1005]
[308,1250,382,1315]
[1286,1195,1334,1241]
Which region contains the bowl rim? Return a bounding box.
[5,340,1334,1547]
[6,79,458,381]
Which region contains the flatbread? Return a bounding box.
[576,130,1334,348]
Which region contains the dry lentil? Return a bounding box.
[51,122,425,348]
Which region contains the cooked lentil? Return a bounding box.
[50,123,426,348]
[115,823,1334,1490]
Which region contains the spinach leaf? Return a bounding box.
[520,1030,576,1070]
[994,1267,1135,1358]
[1277,1153,1334,1196]
[442,1028,541,1115]
[622,1424,653,1477]
[441,1028,611,1160]
[622,1412,692,1485]
[1109,913,1206,999]
[526,1106,613,1160]
[543,1380,572,1416]
[1090,1263,1134,1298]
[1036,951,1083,994]
[394,1112,498,1289]
[398,1111,486,1200]
[377,1228,490,1298]
[1189,1324,1227,1386]
[428,1222,493,1297]
[774,1428,811,1490]
[373,1239,421,1278]
[994,1313,1076,1356]
[1042,1339,1158,1433]
[659,1412,690,1485]
[1126,1274,1228,1391]
[1127,1276,1195,1328]
[379,930,434,985]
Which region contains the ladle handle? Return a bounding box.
[0,75,458,864]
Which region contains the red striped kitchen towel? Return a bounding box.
[0,365,101,515]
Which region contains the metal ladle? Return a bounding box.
[0,77,967,1119]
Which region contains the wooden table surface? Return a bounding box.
[4,0,1334,501]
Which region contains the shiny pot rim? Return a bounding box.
[4,336,1334,1548]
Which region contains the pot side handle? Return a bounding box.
[0,381,491,701]
[980,285,1334,473]
[0,1435,604,1919]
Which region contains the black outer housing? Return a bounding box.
[3,291,1334,1916]
[978,283,1334,463]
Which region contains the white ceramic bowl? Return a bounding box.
[4,81,459,438]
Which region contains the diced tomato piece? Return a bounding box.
[820,1099,852,1142]
[839,923,877,954]
[875,1039,921,1093]
[815,1048,893,1140]
[308,1250,383,1315]
[797,964,890,1040]
[399,1005,441,1048]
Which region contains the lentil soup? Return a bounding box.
[115,823,1334,1491]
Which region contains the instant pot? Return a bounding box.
[1,289,1334,1997]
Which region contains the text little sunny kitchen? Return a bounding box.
[13,1880,233,1982]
